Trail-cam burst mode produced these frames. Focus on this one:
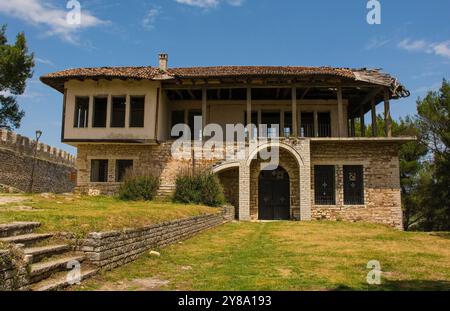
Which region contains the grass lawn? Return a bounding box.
[0,194,217,238]
[77,221,450,291]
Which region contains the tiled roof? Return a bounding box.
[40,65,409,98]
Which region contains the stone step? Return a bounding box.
[0,222,41,238]
[24,244,71,264]
[30,253,86,284]
[30,265,98,291]
[0,233,53,247]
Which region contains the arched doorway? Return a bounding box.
[258,166,290,220]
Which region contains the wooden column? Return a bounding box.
[384,88,392,137]
[292,87,298,137]
[246,87,252,140]
[106,95,112,128]
[360,106,366,137]
[313,111,319,137]
[337,87,344,137]
[350,118,356,137]
[371,98,377,137]
[202,87,207,130]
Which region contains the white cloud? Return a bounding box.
[398,39,450,59]
[35,57,54,66]
[142,7,160,30]
[175,0,244,8]
[365,37,391,50]
[0,0,108,44]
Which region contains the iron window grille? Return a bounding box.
[314,165,336,205]
[343,165,364,205]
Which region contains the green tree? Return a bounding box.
[416,79,450,231]
[0,25,34,129]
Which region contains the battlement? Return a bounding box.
[0,129,75,166]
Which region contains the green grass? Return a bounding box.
[77,221,450,291]
[0,194,217,238]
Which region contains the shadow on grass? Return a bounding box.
[333,280,450,291]
[429,232,450,239]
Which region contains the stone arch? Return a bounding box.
[248,146,301,220]
[245,142,305,168]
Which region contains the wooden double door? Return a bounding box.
[258,167,290,220]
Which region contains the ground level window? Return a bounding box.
[91,160,108,182]
[130,96,145,127]
[74,96,89,128]
[344,165,364,205]
[116,160,133,182]
[314,165,336,205]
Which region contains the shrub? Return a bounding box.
[118,170,159,201]
[173,169,225,207]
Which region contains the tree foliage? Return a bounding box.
[0,25,34,129]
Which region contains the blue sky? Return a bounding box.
[1,0,449,154]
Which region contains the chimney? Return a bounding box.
[159,53,168,71]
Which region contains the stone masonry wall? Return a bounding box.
[0,129,76,193]
[0,248,28,291]
[310,141,403,229]
[78,206,234,270]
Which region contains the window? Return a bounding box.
[314,165,336,205]
[74,97,89,128]
[115,160,133,182]
[129,96,145,127]
[344,165,364,205]
[261,112,280,137]
[93,97,107,127]
[188,110,202,140]
[171,110,185,138]
[318,112,331,137]
[284,112,292,137]
[111,96,126,128]
[301,112,314,137]
[91,160,108,182]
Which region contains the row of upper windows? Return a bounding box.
[170,110,332,139]
[74,96,145,129]
[314,165,365,205]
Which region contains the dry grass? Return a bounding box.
[0,194,218,238]
[77,221,450,291]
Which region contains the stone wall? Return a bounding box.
[78,206,234,270]
[310,141,403,229]
[0,248,28,291]
[0,129,76,193]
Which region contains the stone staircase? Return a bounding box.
[0,222,97,291]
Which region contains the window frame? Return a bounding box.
[314,165,336,205]
[115,159,134,182]
[129,95,145,128]
[92,96,108,128]
[73,96,89,128]
[343,165,365,205]
[110,96,126,128]
[90,159,108,183]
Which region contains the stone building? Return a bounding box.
[41,54,414,229]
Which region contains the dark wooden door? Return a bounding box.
[258,167,290,220]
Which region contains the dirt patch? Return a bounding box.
[97,278,170,291]
[0,205,35,211]
[0,196,27,205]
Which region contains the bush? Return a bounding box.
[118,170,159,201]
[173,169,225,207]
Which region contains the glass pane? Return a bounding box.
[314,165,336,205]
[130,96,145,127]
[93,97,107,128]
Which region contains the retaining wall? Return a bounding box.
[78,206,234,270]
